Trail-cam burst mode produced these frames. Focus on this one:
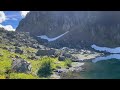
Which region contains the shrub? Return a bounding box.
[65,59,72,67]
[37,58,52,77]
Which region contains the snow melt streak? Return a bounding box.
[37,31,69,42]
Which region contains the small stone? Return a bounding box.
[56,66,61,69]
[15,55,20,58]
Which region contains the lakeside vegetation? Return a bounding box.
[0,45,71,79]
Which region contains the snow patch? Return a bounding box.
[91,44,120,53]
[92,54,120,63]
[37,31,69,42]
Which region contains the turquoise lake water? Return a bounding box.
[61,54,120,79]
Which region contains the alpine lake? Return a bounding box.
[60,54,120,79]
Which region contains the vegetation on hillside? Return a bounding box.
[0,46,70,79]
[0,29,73,79]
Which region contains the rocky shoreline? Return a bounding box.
[49,47,104,79]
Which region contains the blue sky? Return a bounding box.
[2,11,22,29]
[0,11,30,31]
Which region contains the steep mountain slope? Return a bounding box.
[16,11,120,48]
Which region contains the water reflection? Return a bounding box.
[92,54,120,63]
[61,54,120,79]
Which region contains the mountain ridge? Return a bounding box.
[16,11,120,48]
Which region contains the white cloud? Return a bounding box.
[0,24,15,31]
[20,11,30,18]
[0,11,16,31]
[0,11,6,23]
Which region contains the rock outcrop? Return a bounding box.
[16,11,120,48]
[0,28,47,49]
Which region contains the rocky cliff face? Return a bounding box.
[16,11,120,49]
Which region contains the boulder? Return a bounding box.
[8,48,15,52]
[30,44,39,49]
[54,50,61,57]
[11,58,31,73]
[50,55,56,58]
[15,48,23,54]
[58,55,65,61]
[61,47,70,51]
[63,53,72,58]
[36,49,56,56]
[38,45,46,49]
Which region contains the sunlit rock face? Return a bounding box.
[16,11,120,48]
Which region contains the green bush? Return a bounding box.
[65,59,72,67]
[37,58,52,77]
